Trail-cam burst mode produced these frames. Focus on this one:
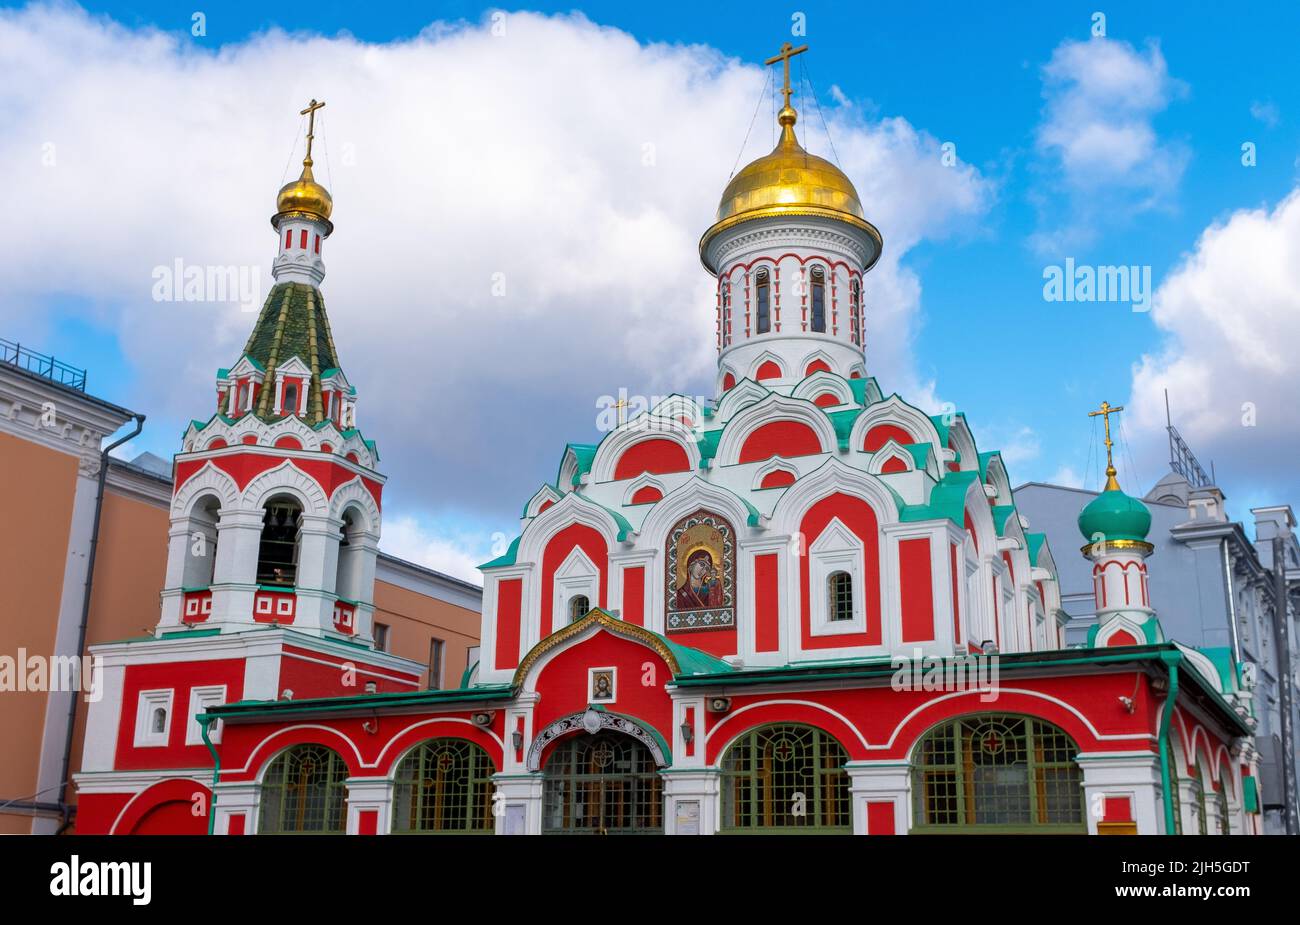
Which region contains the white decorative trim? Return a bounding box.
[133,689,173,748]
[186,685,227,745]
[714,393,838,468]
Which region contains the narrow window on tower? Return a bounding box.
[755,269,771,334]
[314,234,320,254]
[850,278,861,345]
[285,229,293,249]
[300,229,308,249]
[810,266,826,333]
[283,383,298,416]
[721,280,731,346]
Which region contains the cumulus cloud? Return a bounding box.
[1250,100,1280,128]
[0,3,992,529]
[1128,188,1300,503]
[379,514,494,584]
[1032,37,1187,251]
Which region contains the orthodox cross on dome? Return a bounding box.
[1088,400,1125,491]
[764,41,809,111]
[300,98,326,164]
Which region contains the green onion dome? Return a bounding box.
[1078,485,1152,544]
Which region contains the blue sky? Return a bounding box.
[3,2,1299,575]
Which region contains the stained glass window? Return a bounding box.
[393,739,495,834]
[259,744,348,834]
[721,724,851,832]
[911,715,1085,832]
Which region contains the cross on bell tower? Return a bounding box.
[764,41,809,112]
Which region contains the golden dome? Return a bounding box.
[276,159,332,221]
[700,105,880,270]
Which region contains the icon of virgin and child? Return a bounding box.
[670,519,729,612]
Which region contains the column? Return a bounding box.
[845,761,911,835]
[492,773,544,834]
[1077,752,1163,834]
[661,769,720,834]
[345,777,394,835]
[212,781,260,835]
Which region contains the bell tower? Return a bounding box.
[159,99,383,644]
[701,43,883,394]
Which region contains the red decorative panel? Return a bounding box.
[866,801,896,835]
[630,486,663,505]
[755,360,782,381]
[613,439,691,480]
[182,589,213,624]
[812,392,839,408]
[622,565,645,626]
[759,468,796,489]
[805,359,831,376]
[494,578,523,670]
[253,588,297,624]
[755,553,780,653]
[863,424,913,452]
[738,421,823,463]
[899,538,934,643]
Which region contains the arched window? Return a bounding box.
[911,715,1085,832]
[850,278,861,345]
[335,508,365,602]
[151,707,167,734]
[721,724,850,832]
[569,594,590,623]
[392,739,495,834]
[828,571,853,622]
[809,266,826,333]
[257,496,302,587]
[181,495,220,588]
[755,268,771,334]
[259,744,348,834]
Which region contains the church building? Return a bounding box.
[75,48,1259,836]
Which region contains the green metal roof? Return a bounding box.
[241,282,342,425]
[900,470,978,525]
[480,535,521,570]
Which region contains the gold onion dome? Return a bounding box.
[700,104,880,268]
[276,159,333,221]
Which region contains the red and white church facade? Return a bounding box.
[76,64,1259,836]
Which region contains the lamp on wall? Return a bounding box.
[511,729,524,752]
[680,722,694,745]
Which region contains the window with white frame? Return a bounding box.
[808,519,866,636]
[186,685,227,745]
[134,689,174,747]
[553,546,599,628]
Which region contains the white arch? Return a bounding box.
[714,393,839,468]
[751,457,800,492]
[649,395,704,430]
[849,394,942,454]
[704,699,871,752]
[524,484,563,519]
[328,476,381,532]
[171,461,240,516]
[515,490,625,566]
[622,473,668,507]
[589,416,701,483]
[865,438,916,476]
[947,415,979,473]
[769,458,899,536]
[797,347,838,379]
[637,476,758,545]
[241,459,330,514]
[791,369,854,407]
[714,378,772,423]
[748,349,788,382]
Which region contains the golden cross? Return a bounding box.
[764,42,809,110]
[1088,400,1125,490]
[300,98,326,163]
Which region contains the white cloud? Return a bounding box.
[0,4,992,523]
[1045,465,1085,490]
[1250,100,1280,128]
[1032,37,1187,251]
[379,515,492,585]
[1128,187,1300,501]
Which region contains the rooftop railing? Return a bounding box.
[0,338,87,392]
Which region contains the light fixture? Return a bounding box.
[980,640,998,655]
[279,688,294,701]
[472,711,496,728]
[511,730,524,752]
[708,696,732,714]
[364,681,377,694]
[680,722,694,745]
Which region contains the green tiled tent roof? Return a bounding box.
[241,282,341,424]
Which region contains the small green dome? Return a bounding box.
[1078,488,1152,543]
